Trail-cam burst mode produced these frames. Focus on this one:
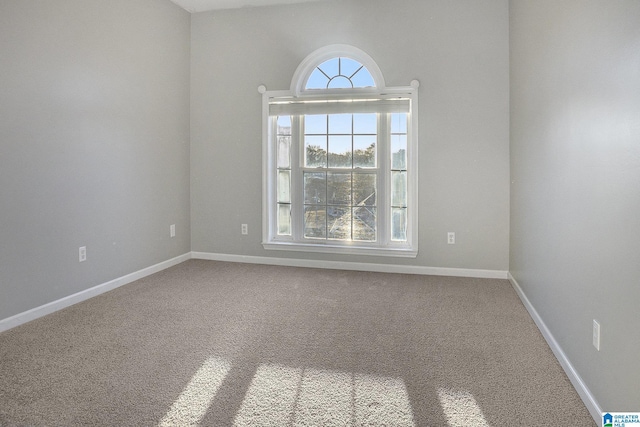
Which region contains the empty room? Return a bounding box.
[1,0,638,425]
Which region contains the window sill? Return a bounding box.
[262,241,418,258]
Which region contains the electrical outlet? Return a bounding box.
[170,224,176,238]
[241,224,248,235]
[593,319,601,351]
[79,246,87,262]
[447,232,455,244]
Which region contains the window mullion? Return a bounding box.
[268,116,278,241]
[377,113,390,247]
[291,115,304,241]
[406,108,417,248]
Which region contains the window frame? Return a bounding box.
[260,45,419,258]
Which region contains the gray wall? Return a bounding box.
[190,0,510,271]
[0,0,191,321]
[3,0,637,412]
[510,0,640,411]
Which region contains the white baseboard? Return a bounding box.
[508,273,602,427]
[0,253,191,334]
[192,252,509,279]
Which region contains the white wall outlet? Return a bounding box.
[79,246,87,262]
[170,224,176,238]
[447,232,455,244]
[241,224,248,235]
[593,319,601,351]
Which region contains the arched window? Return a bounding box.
[290,44,385,95]
[305,57,375,89]
[260,45,419,257]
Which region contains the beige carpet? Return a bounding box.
[0,260,595,426]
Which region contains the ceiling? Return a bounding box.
[169,0,327,13]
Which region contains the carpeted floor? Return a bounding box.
[0,260,595,426]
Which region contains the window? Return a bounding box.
[261,45,418,257]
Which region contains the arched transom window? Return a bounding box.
[260,45,419,257]
[305,57,375,89]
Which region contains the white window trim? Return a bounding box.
[260,45,419,258]
[290,44,386,96]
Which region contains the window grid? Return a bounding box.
[302,114,377,242]
[390,113,408,241]
[276,116,292,236]
[262,46,418,257]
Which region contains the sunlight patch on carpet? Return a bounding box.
[437,387,490,427]
[233,364,415,426]
[158,356,231,427]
